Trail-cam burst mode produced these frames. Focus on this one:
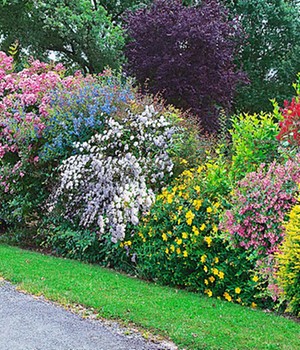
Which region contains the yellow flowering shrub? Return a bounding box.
[128,164,259,305]
[277,200,300,316]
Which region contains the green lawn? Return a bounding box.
[0,244,299,350]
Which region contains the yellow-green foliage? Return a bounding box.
[8,40,19,58]
[230,112,279,181]
[277,200,300,316]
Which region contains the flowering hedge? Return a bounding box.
[118,165,263,307]
[51,104,179,242]
[0,53,75,224]
[2,50,299,314]
[0,51,199,240]
[223,158,300,257]
[222,157,300,303]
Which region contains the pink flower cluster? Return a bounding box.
[223,157,300,256]
[0,51,13,79]
[0,51,83,192]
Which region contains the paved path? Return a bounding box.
[0,281,174,350]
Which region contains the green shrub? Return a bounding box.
[41,225,102,262]
[229,112,279,181]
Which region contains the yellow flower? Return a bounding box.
[183,250,188,257]
[125,240,132,246]
[218,271,225,279]
[214,201,221,209]
[203,265,208,273]
[167,194,174,204]
[236,297,242,303]
[204,236,212,247]
[176,238,183,245]
[182,170,193,178]
[176,247,181,254]
[180,158,188,165]
[197,166,204,173]
[235,287,241,294]
[200,255,207,263]
[165,247,169,254]
[212,225,218,233]
[214,257,219,263]
[194,185,201,193]
[223,292,232,302]
[182,232,188,239]
[170,245,175,252]
[193,199,203,211]
[251,302,257,308]
[206,207,213,213]
[204,279,209,285]
[212,268,219,276]
[170,213,177,221]
[252,276,259,282]
[161,188,168,198]
[205,289,213,297]
[209,276,215,283]
[192,226,199,236]
[177,218,181,225]
[200,223,206,231]
[185,210,195,226]
[162,233,168,241]
[182,192,190,200]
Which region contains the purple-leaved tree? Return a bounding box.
[124,0,246,132]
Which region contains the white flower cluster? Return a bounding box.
[53,105,176,242]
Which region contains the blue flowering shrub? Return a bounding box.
[40,72,134,162]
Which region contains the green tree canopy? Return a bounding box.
[0,0,131,73]
[221,0,300,113]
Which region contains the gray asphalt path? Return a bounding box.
[0,281,174,350]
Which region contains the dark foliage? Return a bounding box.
[0,218,7,234]
[124,0,246,132]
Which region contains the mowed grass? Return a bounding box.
[0,244,299,350]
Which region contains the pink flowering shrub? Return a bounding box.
[0,54,74,178]
[0,52,83,224]
[223,157,300,257]
[222,157,300,304]
[0,52,129,226]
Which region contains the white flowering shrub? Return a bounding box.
[52,105,177,242]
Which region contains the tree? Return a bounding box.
[220,0,300,113]
[0,0,126,73]
[124,0,246,132]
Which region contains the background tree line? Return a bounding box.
[0,0,299,128]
